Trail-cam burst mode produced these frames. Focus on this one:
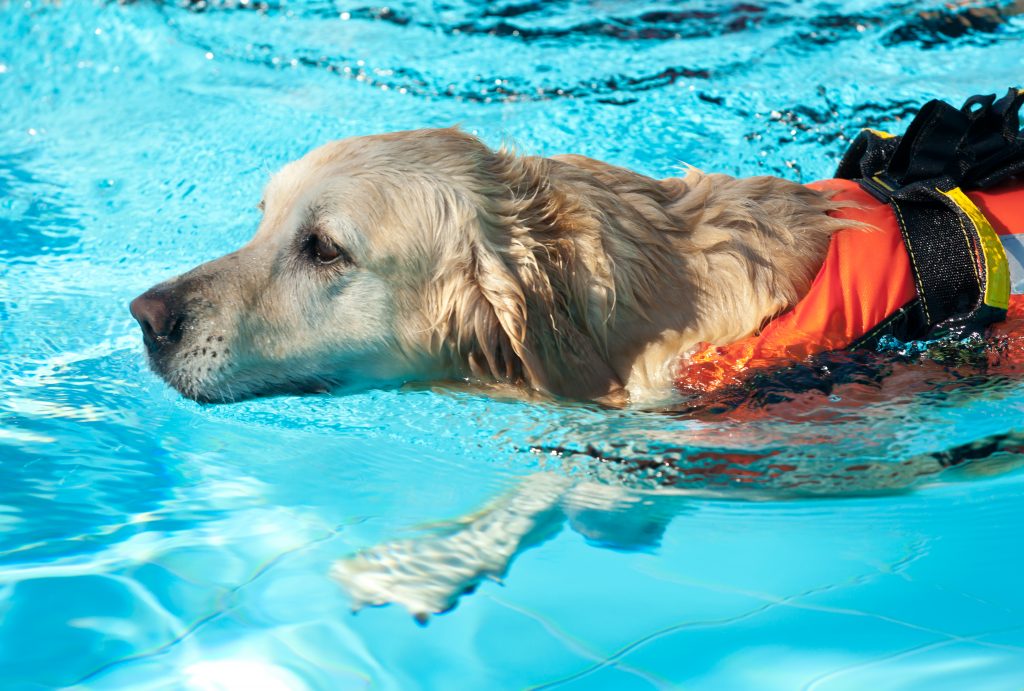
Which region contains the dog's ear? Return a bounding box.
[469,229,625,401]
[463,244,531,382]
[431,142,624,401]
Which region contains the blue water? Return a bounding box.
[3,0,1024,688]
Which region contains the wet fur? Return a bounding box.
[141,128,852,404]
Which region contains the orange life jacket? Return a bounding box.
[676,178,1024,393]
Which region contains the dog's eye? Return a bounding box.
[305,233,351,266]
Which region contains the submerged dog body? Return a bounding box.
[130,128,849,404]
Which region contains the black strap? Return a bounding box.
[839,88,1024,193]
[836,88,1024,347]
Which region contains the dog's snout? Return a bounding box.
[129,291,185,353]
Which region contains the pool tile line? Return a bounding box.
[66,521,351,687]
[535,561,1024,690]
[486,593,675,690]
[272,626,381,690]
[802,624,1024,690]
[921,578,1020,617]
[636,565,1024,653]
[527,594,804,690]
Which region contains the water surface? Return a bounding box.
[2,0,1024,687]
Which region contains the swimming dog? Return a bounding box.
[129,127,850,406]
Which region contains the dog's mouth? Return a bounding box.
[223,376,340,403]
[144,340,343,404]
[187,380,337,404]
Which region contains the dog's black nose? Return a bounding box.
[129,290,184,353]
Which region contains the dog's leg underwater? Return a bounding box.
[332,473,573,622]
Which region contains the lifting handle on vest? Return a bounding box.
[837,87,1024,198]
[837,88,1024,345]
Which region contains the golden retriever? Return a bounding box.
[130,127,851,405]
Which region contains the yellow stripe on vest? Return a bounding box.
[939,186,1010,311]
[865,128,895,139]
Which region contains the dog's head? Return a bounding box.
[130,128,625,403]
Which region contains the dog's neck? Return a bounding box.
[449,150,847,404]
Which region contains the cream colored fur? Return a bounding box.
[142,127,851,405]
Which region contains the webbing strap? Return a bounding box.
[889,192,980,327]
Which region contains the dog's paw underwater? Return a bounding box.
[332,474,571,622]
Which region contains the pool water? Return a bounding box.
[3,0,1024,688]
